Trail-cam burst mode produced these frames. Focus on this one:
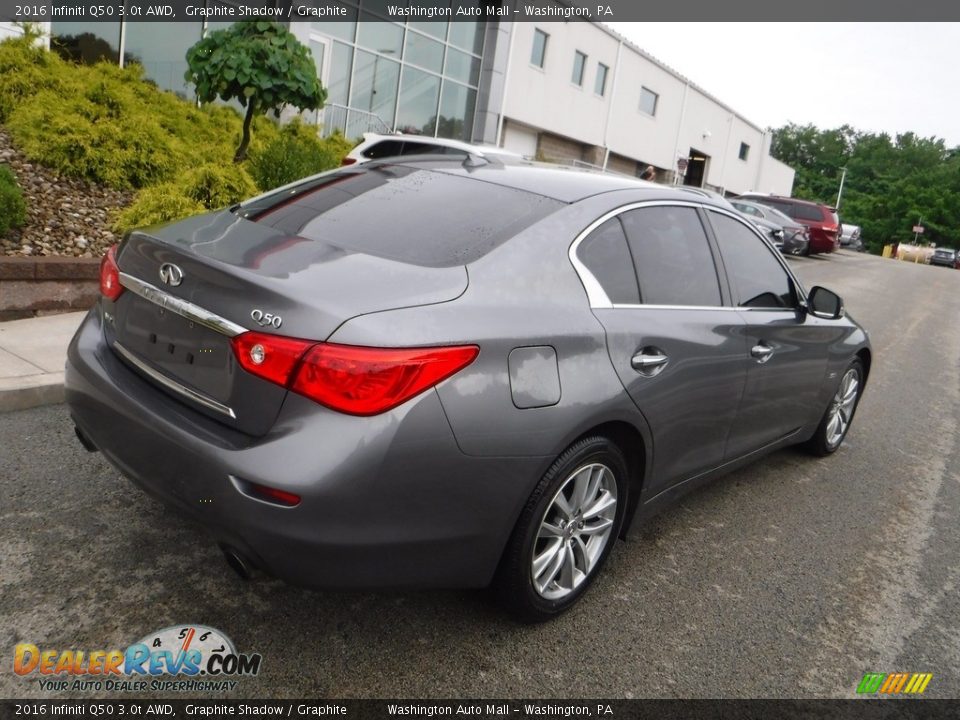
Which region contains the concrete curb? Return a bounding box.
[0,372,65,412]
[0,311,85,413]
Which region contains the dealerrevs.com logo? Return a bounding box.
[14,625,262,693]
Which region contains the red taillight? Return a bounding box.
[99,245,123,301]
[230,331,314,387]
[340,157,358,166]
[292,343,479,416]
[229,332,479,416]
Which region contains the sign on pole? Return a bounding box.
[913,225,925,234]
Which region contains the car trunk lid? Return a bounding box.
[107,210,468,436]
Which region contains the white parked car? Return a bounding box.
[343,133,522,166]
[840,223,863,250]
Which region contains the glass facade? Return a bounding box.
[51,13,223,96]
[311,1,486,142]
[51,4,488,143]
[51,21,121,64]
[123,22,203,99]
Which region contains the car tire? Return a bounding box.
[494,436,628,623]
[805,359,864,457]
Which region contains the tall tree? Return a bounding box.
[185,21,326,163]
[769,123,960,253]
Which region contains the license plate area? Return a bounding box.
[114,297,235,402]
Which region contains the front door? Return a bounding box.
[704,209,834,457]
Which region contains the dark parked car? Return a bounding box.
[66,158,871,621]
[930,247,957,268]
[731,199,810,256]
[737,193,841,254]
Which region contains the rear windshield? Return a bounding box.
[236,164,563,267]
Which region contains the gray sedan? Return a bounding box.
[66,158,871,622]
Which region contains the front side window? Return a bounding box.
[619,207,722,307]
[572,51,587,86]
[709,212,796,309]
[531,29,548,68]
[576,218,640,305]
[639,87,658,116]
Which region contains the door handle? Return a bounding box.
[631,349,669,376]
[751,343,774,363]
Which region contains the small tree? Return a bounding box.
[185,21,326,163]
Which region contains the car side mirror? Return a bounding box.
[807,286,844,319]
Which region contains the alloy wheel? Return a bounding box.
[530,463,618,600]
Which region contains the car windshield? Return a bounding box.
[236,163,563,267]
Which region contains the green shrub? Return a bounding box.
[113,184,206,235]
[0,34,68,122]
[112,163,257,234]
[181,163,258,208]
[0,35,283,190]
[248,121,352,191]
[0,164,27,236]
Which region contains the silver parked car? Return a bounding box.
[66,158,871,622]
[732,199,810,256]
[930,247,957,268]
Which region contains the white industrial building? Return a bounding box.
[1,12,794,195]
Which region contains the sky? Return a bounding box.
[605,23,960,147]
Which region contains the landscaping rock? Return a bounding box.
[0,128,133,258]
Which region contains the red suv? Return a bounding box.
[736,194,841,254]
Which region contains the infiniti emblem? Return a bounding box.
[158,263,184,287]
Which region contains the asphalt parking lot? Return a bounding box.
[1,250,958,699]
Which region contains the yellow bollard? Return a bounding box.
[882,245,892,258]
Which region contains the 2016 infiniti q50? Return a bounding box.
[66,157,870,621]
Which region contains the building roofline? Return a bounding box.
[593,21,766,135]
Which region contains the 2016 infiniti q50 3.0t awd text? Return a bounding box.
[65,157,871,622]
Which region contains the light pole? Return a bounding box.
[836,167,847,209]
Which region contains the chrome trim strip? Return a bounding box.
[610,304,740,312]
[112,342,237,420]
[118,272,246,337]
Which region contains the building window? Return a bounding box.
[739,142,750,161]
[531,29,548,68]
[639,87,658,116]
[571,50,586,86]
[595,63,609,96]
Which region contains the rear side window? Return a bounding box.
[576,218,640,304]
[755,198,794,217]
[361,140,404,159]
[793,203,825,221]
[619,206,722,307]
[239,165,563,267]
[709,211,796,309]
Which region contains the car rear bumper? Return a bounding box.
[930,257,956,267]
[65,307,542,589]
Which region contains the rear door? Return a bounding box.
[704,209,835,457]
[577,203,748,495]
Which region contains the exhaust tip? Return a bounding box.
[74,426,99,453]
[219,544,256,581]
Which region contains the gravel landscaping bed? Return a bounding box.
[0,128,133,258]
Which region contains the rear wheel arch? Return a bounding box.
[568,420,647,537]
[856,347,872,384]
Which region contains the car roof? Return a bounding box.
[369,156,725,205]
[740,192,837,212]
[360,132,521,157]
